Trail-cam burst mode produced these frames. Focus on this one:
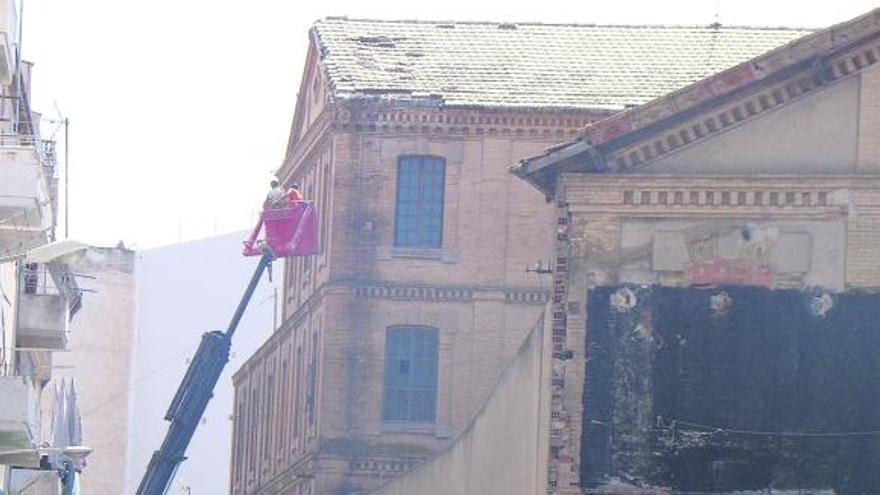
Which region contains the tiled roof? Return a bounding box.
[312,18,814,111]
[511,8,880,196]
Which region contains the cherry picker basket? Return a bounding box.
[243,201,318,257]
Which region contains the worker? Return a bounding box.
[264,179,286,209]
[286,182,304,206]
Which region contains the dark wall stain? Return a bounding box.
[582,285,880,494]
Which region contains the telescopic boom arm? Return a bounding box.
[135,250,274,495]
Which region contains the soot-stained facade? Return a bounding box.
[513,8,880,494]
[584,285,880,493]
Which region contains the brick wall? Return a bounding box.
[552,174,880,493]
[858,59,880,171]
[231,96,607,494]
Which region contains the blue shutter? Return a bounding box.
[395,156,446,248]
[383,326,439,422]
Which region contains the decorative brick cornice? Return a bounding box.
[338,102,606,140]
[354,282,549,305]
[608,35,880,171]
[355,284,474,302]
[504,289,550,305]
[562,175,872,219]
[349,458,420,474]
[233,279,550,383]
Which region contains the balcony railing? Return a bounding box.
[0,134,56,252]
[15,262,80,351]
[0,374,39,464]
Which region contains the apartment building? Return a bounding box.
[0,1,84,493]
[230,18,811,494]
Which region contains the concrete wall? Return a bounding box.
[124,232,276,495]
[1,261,15,375]
[373,312,550,495]
[48,247,136,495]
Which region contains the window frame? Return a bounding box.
[393,155,446,249]
[382,325,440,424]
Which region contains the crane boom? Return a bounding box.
[135,249,275,495]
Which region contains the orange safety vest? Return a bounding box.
[286,188,303,202]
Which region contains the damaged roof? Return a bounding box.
[312,18,813,110]
[513,8,880,195]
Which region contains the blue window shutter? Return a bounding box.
[383,326,439,422]
[394,156,446,248]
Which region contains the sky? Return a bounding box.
[20,0,880,249]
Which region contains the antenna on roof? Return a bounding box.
[713,0,721,29]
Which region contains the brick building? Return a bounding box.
[514,8,880,493]
[229,18,809,494]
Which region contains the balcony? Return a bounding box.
[0,135,54,256]
[0,374,39,467]
[0,0,16,86]
[16,263,79,351]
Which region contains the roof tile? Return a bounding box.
[313,18,813,110]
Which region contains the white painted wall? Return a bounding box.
[123,231,277,495]
[51,247,136,495]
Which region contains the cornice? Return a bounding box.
[563,175,856,219]
[233,279,551,381]
[337,102,607,141]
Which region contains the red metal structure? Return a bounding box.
[243,201,319,257]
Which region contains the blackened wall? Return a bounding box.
[582,285,880,494]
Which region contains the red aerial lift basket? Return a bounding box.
[243,201,319,257]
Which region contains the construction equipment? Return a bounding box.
[135,202,318,495]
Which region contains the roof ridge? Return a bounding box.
[315,16,818,32]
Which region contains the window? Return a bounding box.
[262,370,274,460]
[277,359,289,459]
[235,400,246,481]
[248,387,258,471]
[292,346,303,443]
[383,326,439,422]
[394,156,445,248]
[307,332,319,431]
[320,158,331,254]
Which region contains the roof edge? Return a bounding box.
[512,7,880,196]
[315,16,821,32]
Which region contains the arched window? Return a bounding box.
[394,156,445,248]
[383,325,439,422]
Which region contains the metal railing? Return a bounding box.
[48,262,82,316]
[19,262,82,315]
[20,263,59,296]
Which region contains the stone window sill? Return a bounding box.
[379,246,459,263]
[381,421,438,436]
[391,247,443,259]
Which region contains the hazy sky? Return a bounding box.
[20,0,879,248]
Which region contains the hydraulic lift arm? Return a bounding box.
[135,250,275,495]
